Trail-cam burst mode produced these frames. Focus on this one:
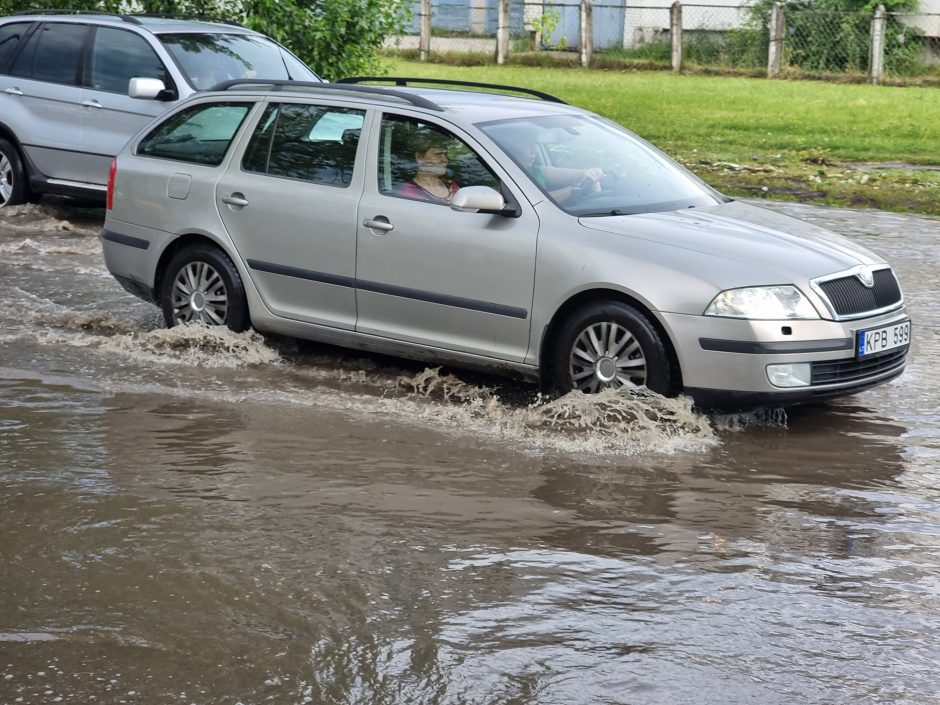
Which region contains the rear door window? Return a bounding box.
[137,102,252,166]
[9,22,87,85]
[88,27,171,94]
[242,103,364,188]
[0,22,31,73]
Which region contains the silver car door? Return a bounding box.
[80,26,176,187]
[355,113,538,363]
[216,101,366,330]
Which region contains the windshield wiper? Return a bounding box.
[578,208,631,217]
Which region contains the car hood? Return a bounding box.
[577,200,883,282]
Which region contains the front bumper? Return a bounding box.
[659,308,910,409]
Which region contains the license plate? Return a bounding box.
[857,320,911,357]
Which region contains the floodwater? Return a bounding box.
[0,200,938,705]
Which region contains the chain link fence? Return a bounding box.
[390,0,940,80]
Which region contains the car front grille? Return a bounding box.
[815,268,902,318]
[811,347,908,386]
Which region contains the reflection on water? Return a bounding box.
[1,201,940,704]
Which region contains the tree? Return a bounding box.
[245,0,408,80]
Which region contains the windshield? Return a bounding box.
[159,33,319,90]
[478,114,724,216]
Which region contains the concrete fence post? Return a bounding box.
[869,4,887,84]
[767,2,785,77]
[671,1,683,72]
[580,0,593,67]
[419,0,431,61]
[497,0,511,65]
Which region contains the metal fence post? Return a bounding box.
[419,0,431,61]
[869,4,887,84]
[767,2,785,77]
[497,0,510,64]
[671,1,683,72]
[580,0,593,67]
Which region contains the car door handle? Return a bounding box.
[221,194,249,207]
[362,217,393,232]
[82,99,101,108]
[4,87,23,95]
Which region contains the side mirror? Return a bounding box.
[129,77,175,101]
[450,186,510,215]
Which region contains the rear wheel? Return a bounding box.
[550,300,677,396]
[0,138,31,208]
[160,245,249,331]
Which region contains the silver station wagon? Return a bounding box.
[101,78,910,408]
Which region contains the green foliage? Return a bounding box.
[243,0,409,80]
[0,0,409,80]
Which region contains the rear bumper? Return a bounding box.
[111,272,157,305]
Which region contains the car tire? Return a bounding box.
[0,138,31,208]
[549,300,677,396]
[160,245,250,332]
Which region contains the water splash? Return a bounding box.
[0,236,101,257]
[711,406,789,431]
[28,324,282,369]
[4,289,279,368]
[0,202,101,237]
[400,368,717,456]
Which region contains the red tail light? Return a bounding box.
[106,159,117,210]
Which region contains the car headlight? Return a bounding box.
[704,286,819,320]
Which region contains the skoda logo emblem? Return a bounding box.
[856,267,875,288]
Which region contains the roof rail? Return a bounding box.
[9,9,244,26]
[129,12,245,27]
[209,79,444,112]
[338,76,567,104]
[11,9,141,23]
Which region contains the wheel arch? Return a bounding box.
[153,232,235,304]
[538,287,684,393]
[0,122,21,148]
[0,123,38,201]
[0,121,39,179]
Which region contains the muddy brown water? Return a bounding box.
[0,200,938,705]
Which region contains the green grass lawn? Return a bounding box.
[378,59,940,214]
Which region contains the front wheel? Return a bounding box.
[160,245,249,331]
[549,301,677,396]
[0,138,31,208]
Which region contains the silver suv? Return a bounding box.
[0,10,319,207]
[101,78,910,408]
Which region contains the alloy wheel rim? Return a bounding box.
[569,321,647,393]
[170,261,229,326]
[0,154,12,204]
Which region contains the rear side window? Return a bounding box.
[9,22,87,85]
[242,103,364,188]
[89,27,170,94]
[0,22,31,73]
[137,102,251,166]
